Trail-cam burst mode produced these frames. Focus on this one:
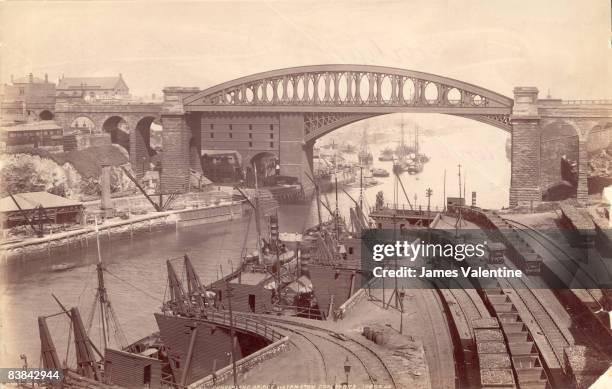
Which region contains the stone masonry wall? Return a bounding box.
[161,114,190,192]
[539,122,579,192]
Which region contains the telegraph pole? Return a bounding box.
[426,188,433,219]
[457,164,462,199]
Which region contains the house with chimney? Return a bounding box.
[0,73,56,123]
[56,74,130,102]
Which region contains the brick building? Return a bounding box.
[56,74,130,102]
[0,121,64,152]
[0,73,56,122]
[0,192,83,229]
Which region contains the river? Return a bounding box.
[0,126,510,368]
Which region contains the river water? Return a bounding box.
[0,125,509,368]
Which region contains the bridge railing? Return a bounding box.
[560,99,612,105]
[205,309,285,342]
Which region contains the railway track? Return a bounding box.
[270,321,330,383]
[504,218,604,307]
[236,313,399,387]
[418,287,457,389]
[497,271,573,370]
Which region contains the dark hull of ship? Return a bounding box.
[315,171,355,192]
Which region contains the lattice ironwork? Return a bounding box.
[183,65,513,113]
[303,112,380,140]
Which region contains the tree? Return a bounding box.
[0,159,45,196]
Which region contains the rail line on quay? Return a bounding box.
[235,313,399,387]
[448,206,578,384]
[270,321,330,383]
[418,287,457,389]
[504,218,604,308]
[495,267,573,371]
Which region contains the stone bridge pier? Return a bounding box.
[509,87,544,207]
[159,108,314,193]
[157,66,612,207]
[509,88,612,207]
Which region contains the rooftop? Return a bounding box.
[57,75,126,90]
[12,75,49,84]
[1,121,62,132]
[2,122,61,132]
[0,192,82,213]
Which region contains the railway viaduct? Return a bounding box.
[54,101,162,179]
[50,65,612,207]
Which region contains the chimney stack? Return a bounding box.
[45,73,48,83]
[29,73,33,83]
[100,164,115,217]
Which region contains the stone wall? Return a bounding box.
[189,337,289,388]
[539,122,579,192]
[509,87,541,207]
[161,114,190,192]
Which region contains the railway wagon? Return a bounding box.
[446,205,543,275]
[485,242,506,264]
[474,324,517,389]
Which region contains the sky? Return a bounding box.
[1,0,611,100]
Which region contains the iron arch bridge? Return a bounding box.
[182,64,514,136]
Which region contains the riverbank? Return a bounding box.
[0,201,247,265]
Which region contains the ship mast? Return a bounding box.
[92,217,126,351]
[400,120,405,160]
[253,164,263,265]
[94,218,108,351]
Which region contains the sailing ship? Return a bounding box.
[358,127,374,166]
[31,177,370,387]
[313,145,356,192]
[395,121,415,159]
[378,147,395,161]
[396,122,428,175]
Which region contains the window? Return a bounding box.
[210,124,214,130]
[270,142,274,148]
[229,124,233,130]
[210,133,214,138]
[248,295,256,313]
[249,133,253,139]
[249,141,253,147]
[229,133,233,138]
[19,88,24,95]
[269,124,274,130]
[249,124,253,130]
[348,247,354,255]
[270,133,274,139]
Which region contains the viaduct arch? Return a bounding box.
[46,65,612,208]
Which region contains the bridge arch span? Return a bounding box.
[158,65,612,207]
[102,115,130,153]
[38,110,54,121]
[183,65,513,133]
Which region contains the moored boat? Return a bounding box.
[371,167,390,177]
